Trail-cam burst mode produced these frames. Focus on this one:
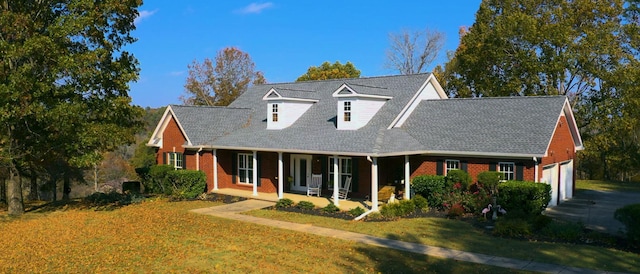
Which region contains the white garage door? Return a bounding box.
[542,164,559,207]
[561,160,574,200]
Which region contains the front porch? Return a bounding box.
[211,188,375,211]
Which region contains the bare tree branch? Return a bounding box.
[385,28,445,75]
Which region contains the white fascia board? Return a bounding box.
[332,83,357,97]
[333,93,392,100]
[563,99,584,150]
[387,74,447,129]
[264,97,319,103]
[262,88,282,100]
[146,105,193,147]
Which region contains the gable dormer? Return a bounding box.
[332,83,392,130]
[262,88,318,129]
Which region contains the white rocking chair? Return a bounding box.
[337,177,352,200]
[307,174,322,197]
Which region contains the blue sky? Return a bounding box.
[128,1,482,108]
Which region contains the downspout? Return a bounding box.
[533,157,538,183]
[196,147,203,171]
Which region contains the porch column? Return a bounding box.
[534,157,539,183]
[252,150,258,196]
[278,152,283,199]
[333,155,340,206]
[404,155,410,200]
[371,157,379,211]
[213,149,218,191]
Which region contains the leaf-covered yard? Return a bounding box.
[0,199,522,273]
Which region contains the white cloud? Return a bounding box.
[236,2,273,14]
[134,9,158,25]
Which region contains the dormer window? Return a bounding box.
[272,104,279,122]
[343,101,351,122]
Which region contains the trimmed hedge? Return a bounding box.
[166,169,207,199]
[445,169,472,190]
[497,180,551,218]
[614,203,640,244]
[147,165,175,194]
[411,175,446,208]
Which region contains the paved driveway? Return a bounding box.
[544,189,640,235]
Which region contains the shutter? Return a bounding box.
[516,162,524,181]
[351,157,359,192]
[321,156,328,189]
[436,159,444,175]
[488,162,496,171]
[181,152,186,170]
[232,152,237,184]
[162,152,167,165]
[461,160,468,172]
[256,153,262,187]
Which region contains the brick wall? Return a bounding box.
[539,114,576,179]
[156,116,187,165]
[410,156,536,183]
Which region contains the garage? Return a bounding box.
[560,160,574,200]
[542,164,559,207]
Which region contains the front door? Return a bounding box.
[290,155,312,192]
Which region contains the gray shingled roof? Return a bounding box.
[169,74,569,157]
[402,96,567,156]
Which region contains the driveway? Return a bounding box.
[544,189,640,235]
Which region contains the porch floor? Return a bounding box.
[210,188,374,211]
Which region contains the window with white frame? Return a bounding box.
[328,157,352,190]
[499,162,515,181]
[343,101,351,122]
[445,159,460,174]
[237,153,254,184]
[167,152,183,169]
[272,103,279,122]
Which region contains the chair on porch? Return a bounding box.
[307,174,322,197]
[337,177,352,200]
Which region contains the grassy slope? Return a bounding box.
[0,199,526,273]
[576,179,640,192]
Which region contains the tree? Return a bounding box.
[442,0,640,180]
[182,47,265,106]
[296,61,360,82]
[385,28,445,75]
[0,0,143,215]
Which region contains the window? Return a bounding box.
[328,157,352,190]
[272,104,279,122]
[237,153,254,184]
[167,152,183,169]
[499,162,515,181]
[343,101,351,122]
[445,159,460,174]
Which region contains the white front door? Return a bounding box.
[290,155,312,192]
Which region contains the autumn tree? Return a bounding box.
[442,0,640,180]
[182,47,266,106]
[0,0,143,214]
[296,61,361,82]
[385,28,445,75]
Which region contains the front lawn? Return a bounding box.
[0,198,526,273]
[576,179,640,192]
[245,208,640,273]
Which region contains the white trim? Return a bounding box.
[542,99,584,155]
[444,159,460,175]
[333,155,340,206]
[262,88,319,103]
[498,162,516,181]
[146,106,193,147]
[252,151,258,196]
[262,88,282,100]
[371,157,379,211]
[533,157,539,183]
[404,155,410,200]
[213,149,218,191]
[388,74,447,129]
[278,152,283,199]
[331,83,393,100]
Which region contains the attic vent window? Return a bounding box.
[272,104,279,122]
[343,101,351,122]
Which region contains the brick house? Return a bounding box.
[148,74,583,209]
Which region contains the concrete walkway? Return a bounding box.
[191,200,629,274]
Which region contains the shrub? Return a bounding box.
[493,218,531,238]
[411,175,446,209]
[380,200,416,218]
[166,170,207,199]
[477,171,503,194]
[614,203,640,244]
[296,201,315,210]
[349,206,366,217]
[411,195,429,211]
[446,169,472,190]
[446,203,465,218]
[275,198,294,208]
[323,203,340,213]
[497,181,551,219]
[148,165,175,194]
[531,215,553,231]
[539,221,584,242]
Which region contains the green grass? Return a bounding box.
[0,199,528,273]
[576,179,640,192]
[245,209,640,273]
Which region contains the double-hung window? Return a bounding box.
[237,153,254,184]
[328,157,352,190]
[167,152,183,169]
[343,101,351,122]
[445,159,460,175]
[272,104,279,122]
[499,162,515,181]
